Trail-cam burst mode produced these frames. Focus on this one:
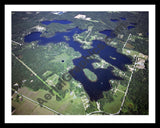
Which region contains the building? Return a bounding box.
[136,58,145,69]
[74,14,86,19]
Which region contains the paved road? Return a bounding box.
[87,111,110,115]
[122,33,132,50]
[13,89,62,115]
[12,40,22,46]
[88,57,137,115]
[113,56,137,115]
[84,27,92,41]
[12,52,61,98]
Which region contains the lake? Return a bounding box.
[24,23,132,101]
[99,29,117,38]
[127,26,135,30]
[110,19,119,22]
[120,17,126,20]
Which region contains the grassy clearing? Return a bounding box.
[18,86,40,99]
[46,74,59,86]
[17,86,85,115]
[49,53,69,63]
[103,91,124,113]
[125,43,135,49]
[117,84,127,92]
[12,93,56,115]
[57,92,85,115]
[12,97,37,115]
[12,95,55,115]
[42,70,53,78]
[31,105,56,115]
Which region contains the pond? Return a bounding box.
[110,19,119,22]
[99,30,116,38]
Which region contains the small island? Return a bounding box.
[83,68,97,82]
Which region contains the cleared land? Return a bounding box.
[102,91,124,113]
[13,86,86,115]
[12,92,56,115]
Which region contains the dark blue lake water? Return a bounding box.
[109,17,136,31]
[110,19,119,22]
[130,23,137,25]
[127,26,135,30]
[120,17,126,20]
[99,30,117,38]
[24,26,132,101]
[41,19,72,25]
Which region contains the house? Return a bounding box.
[136,58,145,69]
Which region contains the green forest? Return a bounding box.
[121,60,148,114]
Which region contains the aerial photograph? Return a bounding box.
[11,11,149,115]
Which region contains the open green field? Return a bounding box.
[16,86,85,115]
[117,84,127,92]
[12,92,56,115]
[103,91,124,113]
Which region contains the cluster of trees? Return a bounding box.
[12,55,48,91]
[85,101,97,113]
[121,60,148,114]
[130,38,148,55]
[98,91,114,111]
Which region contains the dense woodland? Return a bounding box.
[121,60,148,114]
